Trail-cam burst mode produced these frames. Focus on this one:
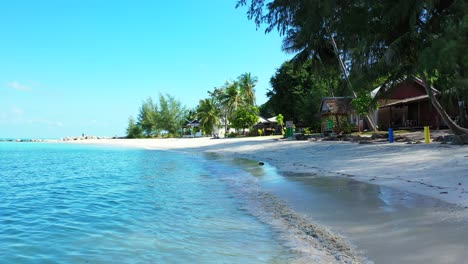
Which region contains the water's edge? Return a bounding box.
[200,152,364,264]
[200,150,468,264]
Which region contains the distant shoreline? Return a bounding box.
[61,135,468,208]
[0,138,52,142]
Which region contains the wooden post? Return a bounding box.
[424,126,431,144]
[389,107,393,128]
[417,101,421,126]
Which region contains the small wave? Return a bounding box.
[208,158,364,264]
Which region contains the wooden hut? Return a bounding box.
[320,97,357,134]
[371,78,442,130]
[253,116,281,135]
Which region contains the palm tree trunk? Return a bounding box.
[456,91,466,127]
[357,114,361,132]
[326,24,377,132]
[224,115,228,137]
[420,72,468,135]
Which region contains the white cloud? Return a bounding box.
[7,81,32,91]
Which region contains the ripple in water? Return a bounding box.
[0,143,297,263]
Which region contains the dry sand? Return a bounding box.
[68,135,468,208]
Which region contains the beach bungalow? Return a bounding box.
[371,78,442,130]
[253,116,272,135]
[253,116,282,135]
[183,119,202,137]
[266,116,282,134]
[320,97,359,134]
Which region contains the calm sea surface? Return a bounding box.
[6,142,465,264]
[0,143,295,263]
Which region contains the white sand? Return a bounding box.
[67,136,468,208]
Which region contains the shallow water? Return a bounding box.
[222,157,468,264]
[4,143,466,264]
[0,143,296,263]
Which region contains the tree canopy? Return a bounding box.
[268,59,342,129]
[238,0,468,134]
[126,116,143,139]
[230,106,259,134]
[198,72,260,136]
[127,94,186,138]
[197,98,220,136]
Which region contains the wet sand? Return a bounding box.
[218,156,468,264]
[261,173,468,263]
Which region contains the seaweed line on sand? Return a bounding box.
[235,182,365,264]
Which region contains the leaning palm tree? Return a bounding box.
[197,98,220,136]
[238,72,258,106]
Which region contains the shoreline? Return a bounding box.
[61,136,468,208]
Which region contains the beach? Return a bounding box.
[55,136,468,263]
[69,135,468,208]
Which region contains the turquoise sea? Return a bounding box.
[0,143,297,263]
[4,142,468,263]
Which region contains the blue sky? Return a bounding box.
[0,1,291,138]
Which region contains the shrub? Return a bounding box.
[258,128,264,136]
[227,132,238,138]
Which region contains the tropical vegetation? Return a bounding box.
[126,73,262,138]
[237,0,468,135]
[127,1,467,138]
[127,94,186,138]
[198,73,260,136]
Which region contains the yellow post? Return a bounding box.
[424,126,431,144]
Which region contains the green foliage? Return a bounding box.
[202,73,260,136]
[222,81,243,115]
[180,108,197,131]
[226,132,238,138]
[276,114,285,135]
[157,94,186,135]
[341,119,354,134]
[138,97,158,137]
[197,98,220,136]
[258,101,275,117]
[238,72,258,106]
[267,60,338,127]
[134,94,186,138]
[238,0,468,132]
[276,114,284,127]
[126,116,143,138]
[258,128,264,136]
[229,106,259,132]
[352,93,376,116]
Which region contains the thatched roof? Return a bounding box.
[257,116,270,124]
[320,97,353,115]
[267,116,278,123]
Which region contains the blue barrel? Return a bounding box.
[388,128,394,143]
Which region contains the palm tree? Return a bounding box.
[222,81,243,112]
[219,81,243,134]
[222,82,244,135]
[238,72,258,106]
[197,98,220,136]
